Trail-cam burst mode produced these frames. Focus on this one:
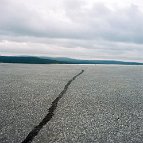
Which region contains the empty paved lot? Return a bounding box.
[0,64,143,143]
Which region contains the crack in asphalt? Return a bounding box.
[21,70,84,143]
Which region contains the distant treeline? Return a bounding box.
[0,56,143,65]
[0,56,63,64]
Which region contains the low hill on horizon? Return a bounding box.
[0,56,143,65]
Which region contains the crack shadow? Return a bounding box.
[21,70,84,143]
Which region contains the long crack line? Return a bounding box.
[21,70,84,143]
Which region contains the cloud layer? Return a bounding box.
[0,0,143,62]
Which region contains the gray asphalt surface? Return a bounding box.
[0,64,143,143]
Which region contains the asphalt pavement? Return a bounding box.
[0,64,143,143]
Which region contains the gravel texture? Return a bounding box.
[0,64,143,143]
[0,64,82,143]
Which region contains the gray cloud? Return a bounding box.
[0,0,143,62]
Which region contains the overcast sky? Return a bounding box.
[0,0,143,62]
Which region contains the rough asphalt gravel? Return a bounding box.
[0,64,143,143]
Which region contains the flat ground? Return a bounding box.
[0,64,143,143]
